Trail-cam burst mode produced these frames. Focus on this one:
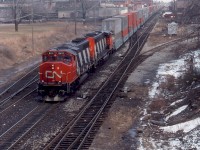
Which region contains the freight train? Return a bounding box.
[38,5,161,101]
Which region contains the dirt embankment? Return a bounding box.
[0,22,96,70]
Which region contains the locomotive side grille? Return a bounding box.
[99,41,103,53]
[104,38,106,48]
[101,39,105,50]
[101,40,104,51]
[83,50,87,63]
[94,45,98,60]
[84,48,90,65]
[96,42,100,55]
[78,53,83,66]
[103,38,106,49]
[76,61,80,75]
[95,44,98,54]
[97,42,100,53]
[86,48,90,62]
[83,50,88,69]
[80,51,85,72]
[76,46,92,74]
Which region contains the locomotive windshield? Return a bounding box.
[42,51,72,63]
[63,55,72,63]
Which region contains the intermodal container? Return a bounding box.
[132,11,137,32]
[114,15,129,42]
[123,12,134,36]
[102,18,122,34]
[101,18,123,49]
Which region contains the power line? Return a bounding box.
[31,0,34,54]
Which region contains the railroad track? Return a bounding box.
[40,13,158,150]
[3,17,195,149]
[0,103,55,149]
[0,11,197,150]
[0,65,38,96]
[0,77,38,107]
[0,65,39,108]
[2,11,194,149]
[141,33,198,56]
[0,87,37,115]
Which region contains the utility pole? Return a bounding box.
[13,0,18,32]
[173,0,176,12]
[94,4,96,27]
[74,0,77,35]
[31,0,34,54]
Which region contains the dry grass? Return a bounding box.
[90,104,139,150]
[159,75,176,91]
[149,99,167,112]
[0,22,96,70]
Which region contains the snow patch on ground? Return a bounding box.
[157,59,187,78]
[138,130,200,150]
[160,117,200,133]
[138,50,200,149]
[193,50,200,72]
[149,82,160,98]
[170,98,184,106]
[165,105,188,121]
[148,59,188,98]
[149,50,200,98]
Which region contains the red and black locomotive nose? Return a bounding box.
[40,62,65,84]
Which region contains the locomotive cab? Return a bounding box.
[38,50,78,99]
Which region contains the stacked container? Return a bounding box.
[114,15,129,42]
[138,9,144,26]
[143,7,149,22]
[132,11,138,32]
[102,18,123,50]
[149,6,153,16]
[123,12,134,37]
[101,4,161,49]
[135,11,141,28]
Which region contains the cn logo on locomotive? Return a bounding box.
[45,70,63,79]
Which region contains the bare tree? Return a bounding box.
[80,0,99,20]
[13,0,27,32]
[81,0,86,19]
[181,0,200,24]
